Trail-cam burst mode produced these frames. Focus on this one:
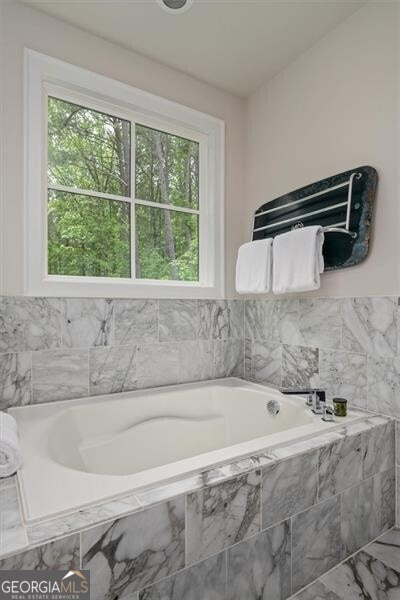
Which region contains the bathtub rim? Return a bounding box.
[9,377,369,525]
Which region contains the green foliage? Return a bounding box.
[135,124,199,209]
[136,205,198,281]
[47,97,199,281]
[48,192,130,278]
[48,97,130,196]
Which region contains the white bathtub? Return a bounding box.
[10,378,363,523]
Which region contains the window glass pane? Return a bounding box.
[48,97,131,197]
[136,205,199,281]
[135,124,199,209]
[48,190,131,278]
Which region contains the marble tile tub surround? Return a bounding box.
[2,294,400,418]
[0,416,395,600]
[0,296,244,409]
[245,295,400,418]
[244,295,400,527]
[397,420,400,527]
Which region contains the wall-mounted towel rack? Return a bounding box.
[252,166,377,270]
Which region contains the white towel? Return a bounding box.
[0,412,22,478]
[235,239,273,294]
[272,226,325,294]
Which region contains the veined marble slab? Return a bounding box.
[0,352,32,411]
[397,421,400,465]
[199,300,244,341]
[62,298,114,348]
[82,498,185,599]
[140,551,226,600]
[186,470,261,564]
[281,344,319,389]
[365,528,400,572]
[114,299,158,346]
[244,299,281,342]
[342,296,397,357]
[367,356,400,419]
[267,431,344,460]
[321,549,400,600]
[341,476,380,555]
[291,580,341,600]
[89,345,137,396]
[27,494,142,546]
[251,340,282,386]
[0,534,79,570]
[136,453,273,507]
[0,485,28,556]
[363,420,395,478]
[292,495,342,592]
[178,340,213,383]
[213,338,244,378]
[0,297,62,353]
[32,348,89,402]
[227,520,291,600]
[159,299,199,342]
[319,349,367,408]
[318,434,363,500]
[136,342,180,388]
[262,451,318,529]
[295,528,400,600]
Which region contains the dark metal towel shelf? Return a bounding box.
[251,166,377,270]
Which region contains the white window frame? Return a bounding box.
[24,49,225,298]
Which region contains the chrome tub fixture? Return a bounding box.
[280,388,335,422]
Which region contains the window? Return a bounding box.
[25,50,224,298]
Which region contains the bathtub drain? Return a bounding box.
[266,400,281,415]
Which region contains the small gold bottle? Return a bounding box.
[333,397,347,417]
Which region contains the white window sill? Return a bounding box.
[25,277,224,299]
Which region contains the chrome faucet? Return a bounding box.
[280,388,334,420]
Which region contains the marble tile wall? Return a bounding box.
[0,296,244,410]
[244,295,400,529]
[1,293,399,591]
[2,294,400,418]
[0,419,395,600]
[397,421,400,526]
[244,296,400,417]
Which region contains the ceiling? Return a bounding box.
[21,0,365,97]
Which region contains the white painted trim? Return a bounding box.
[24,49,225,298]
[48,184,132,204]
[130,119,136,280]
[134,198,200,215]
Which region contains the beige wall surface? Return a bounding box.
[0,1,245,296]
[0,4,4,295]
[245,2,400,297]
[2,2,400,298]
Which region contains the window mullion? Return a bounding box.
[130,120,136,280]
[47,183,131,204]
[135,198,200,215]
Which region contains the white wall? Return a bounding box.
[2,2,399,298]
[245,2,400,297]
[0,1,245,296]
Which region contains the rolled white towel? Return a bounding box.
[0,412,22,478]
